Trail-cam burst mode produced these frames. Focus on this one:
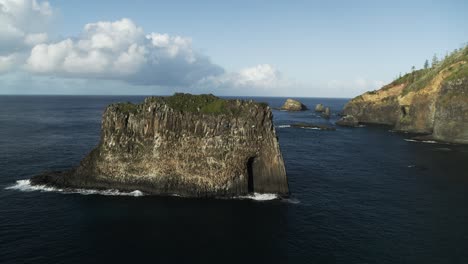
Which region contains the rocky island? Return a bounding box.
[340,46,468,144]
[31,93,289,197]
[280,98,308,111]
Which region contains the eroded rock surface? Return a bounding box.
[32,94,289,197]
[280,99,307,111]
[342,47,468,144]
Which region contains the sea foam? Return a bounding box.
[235,192,279,201]
[6,179,144,197]
[404,139,438,144]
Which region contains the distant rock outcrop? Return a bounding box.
[315,104,325,112]
[321,107,331,119]
[336,115,359,127]
[341,46,468,144]
[291,123,336,131]
[280,99,307,111]
[31,94,289,197]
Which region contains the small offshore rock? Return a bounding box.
[291,123,336,131]
[321,107,331,119]
[280,99,308,111]
[315,104,325,112]
[336,115,359,127]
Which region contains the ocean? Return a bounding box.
[1,96,468,263]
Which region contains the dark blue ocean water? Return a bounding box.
[1,96,468,263]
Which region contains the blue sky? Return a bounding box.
[1,0,467,97]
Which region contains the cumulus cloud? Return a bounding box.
[25,18,224,86]
[196,64,295,95]
[0,1,292,94]
[0,0,51,54]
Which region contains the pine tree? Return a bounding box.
[431,54,439,68]
[424,59,429,69]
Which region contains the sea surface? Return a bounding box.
[1,96,468,263]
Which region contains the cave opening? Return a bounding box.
[401,106,409,117]
[247,157,255,193]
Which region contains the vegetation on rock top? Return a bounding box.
[384,44,468,96]
[115,93,269,116]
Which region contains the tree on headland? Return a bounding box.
[411,66,416,72]
[424,59,429,69]
[431,54,439,68]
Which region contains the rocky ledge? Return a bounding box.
[31,93,289,197]
[341,46,468,144]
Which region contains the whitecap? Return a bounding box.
[404,139,437,144]
[6,179,144,197]
[235,192,279,201]
[277,125,291,128]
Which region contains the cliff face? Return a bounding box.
[32,94,289,197]
[342,46,468,144]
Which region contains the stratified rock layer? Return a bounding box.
[32,94,289,197]
[342,47,468,144]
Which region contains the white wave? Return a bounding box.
[357,125,366,128]
[282,198,301,204]
[304,127,321,130]
[236,192,279,201]
[404,139,437,144]
[6,180,144,197]
[277,125,291,128]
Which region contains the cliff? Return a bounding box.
[342,46,468,144]
[32,93,289,197]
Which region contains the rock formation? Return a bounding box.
[280,98,307,111]
[321,107,331,119]
[341,46,468,144]
[31,94,289,197]
[336,115,359,127]
[315,104,325,112]
[291,123,336,131]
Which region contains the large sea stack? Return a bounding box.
[341,46,468,144]
[31,94,289,197]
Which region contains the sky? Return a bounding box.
[0,0,467,97]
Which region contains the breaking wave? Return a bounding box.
[277,125,291,128]
[5,180,144,197]
[235,193,279,201]
[404,139,438,144]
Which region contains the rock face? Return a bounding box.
[342,46,468,144]
[315,104,325,112]
[280,99,307,111]
[31,94,289,197]
[322,107,331,119]
[336,115,359,127]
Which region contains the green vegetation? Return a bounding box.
[118,102,139,114]
[386,44,468,96]
[200,99,227,114]
[445,63,468,82]
[134,93,269,116]
[165,93,219,112]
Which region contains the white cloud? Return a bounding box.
[0,1,293,94]
[25,18,224,86]
[0,53,17,72]
[196,64,295,95]
[0,0,51,55]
